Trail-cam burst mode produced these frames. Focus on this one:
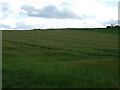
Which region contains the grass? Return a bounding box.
[2,28,119,88]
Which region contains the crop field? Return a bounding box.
[2,28,118,88]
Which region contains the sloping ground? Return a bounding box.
[2,28,118,88]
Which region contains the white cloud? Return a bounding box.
[0,0,118,30]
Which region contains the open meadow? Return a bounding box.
[2,28,119,88]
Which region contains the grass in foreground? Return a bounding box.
[2,28,118,88]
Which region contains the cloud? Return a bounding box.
[21,5,81,19]
[100,20,118,26]
[97,0,119,3]
[0,0,118,30]
[14,23,34,29]
[0,24,12,29]
[0,22,34,30]
[0,2,11,19]
[108,20,118,24]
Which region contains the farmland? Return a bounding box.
[2,28,118,88]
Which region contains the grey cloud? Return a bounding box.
[0,23,33,30]
[0,24,12,29]
[108,20,118,24]
[60,2,71,6]
[15,23,33,29]
[100,20,118,26]
[0,2,11,19]
[21,5,80,19]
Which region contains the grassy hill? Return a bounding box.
[2,28,118,88]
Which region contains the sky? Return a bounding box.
[0,0,119,30]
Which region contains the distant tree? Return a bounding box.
[106,26,111,28]
[106,25,120,30]
[33,28,41,30]
[114,25,120,28]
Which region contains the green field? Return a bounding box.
[2,28,118,88]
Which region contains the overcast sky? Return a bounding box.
[0,0,119,30]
